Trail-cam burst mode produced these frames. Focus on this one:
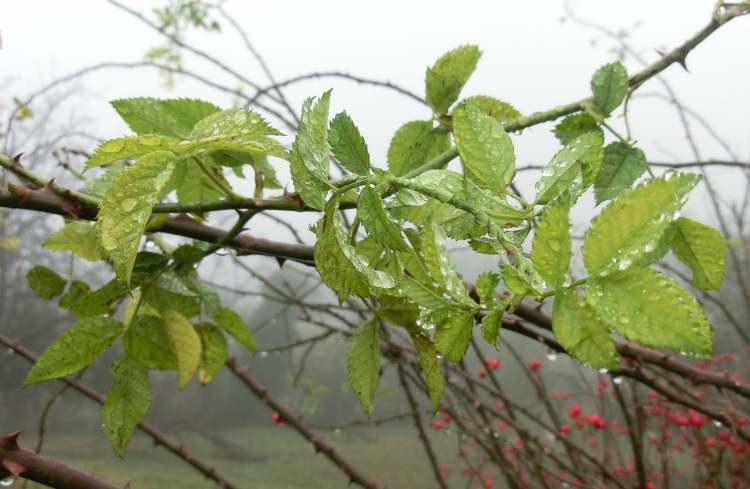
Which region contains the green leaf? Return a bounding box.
[532,197,572,288]
[357,186,408,251]
[587,267,712,358]
[213,306,256,353]
[111,97,221,139]
[294,91,331,182]
[25,318,125,385]
[162,310,202,389]
[346,318,381,415]
[409,330,444,412]
[189,107,282,139]
[553,113,599,145]
[87,162,127,197]
[289,92,332,209]
[398,276,453,309]
[552,289,618,370]
[500,263,535,296]
[387,120,451,176]
[583,173,700,276]
[475,272,500,307]
[315,197,396,299]
[590,61,628,116]
[328,111,370,175]
[174,157,224,205]
[44,221,104,262]
[594,142,647,204]
[481,308,503,346]
[124,315,178,370]
[453,101,515,191]
[434,309,474,363]
[195,324,227,384]
[421,222,474,306]
[102,355,151,455]
[85,135,179,169]
[26,265,66,300]
[64,279,128,317]
[534,132,603,204]
[462,96,521,122]
[670,218,726,291]
[425,45,481,115]
[97,151,177,285]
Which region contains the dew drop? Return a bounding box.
[546,351,558,362]
[140,136,163,146]
[644,242,656,253]
[0,478,14,487]
[598,368,608,375]
[713,420,723,428]
[334,428,342,436]
[120,198,138,212]
[613,376,623,385]
[101,140,125,153]
[6,348,14,355]
[259,351,269,359]
[619,316,630,325]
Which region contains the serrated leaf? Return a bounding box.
[124,315,178,370]
[587,267,712,358]
[534,132,603,204]
[481,308,503,346]
[398,276,453,309]
[409,330,444,412]
[112,97,221,139]
[583,174,700,276]
[500,263,535,296]
[97,151,176,285]
[102,355,151,455]
[189,107,282,139]
[25,318,125,386]
[173,157,224,205]
[44,221,104,262]
[87,162,127,198]
[532,197,572,288]
[475,272,500,307]
[26,265,66,300]
[453,101,515,191]
[195,324,227,384]
[425,45,481,115]
[357,186,408,251]
[421,221,474,306]
[328,111,370,175]
[85,135,179,169]
[293,91,331,182]
[553,113,599,145]
[591,61,628,116]
[64,279,128,317]
[670,218,726,291]
[462,95,521,122]
[553,289,618,369]
[315,197,396,299]
[434,309,474,363]
[387,120,451,176]
[162,310,202,389]
[346,318,380,415]
[594,142,647,203]
[213,306,256,353]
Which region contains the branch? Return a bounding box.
[0,432,120,489]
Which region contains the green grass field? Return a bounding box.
[21,425,462,489]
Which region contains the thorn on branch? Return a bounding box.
[11,153,23,166]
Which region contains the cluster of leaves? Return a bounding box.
[24,44,727,454]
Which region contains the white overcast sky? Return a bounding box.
[1,0,748,229]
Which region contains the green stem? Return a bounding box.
[540,277,588,298]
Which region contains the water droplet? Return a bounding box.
[644,242,656,253]
[598,368,608,374]
[619,316,630,325]
[140,136,163,146]
[0,478,14,487]
[546,351,558,362]
[713,420,723,428]
[120,198,138,212]
[613,376,623,385]
[617,259,632,271]
[101,140,125,153]
[6,348,14,355]
[259,351,269,358]
[334,428,342,436]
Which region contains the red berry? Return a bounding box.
[478,369,487,378]
[431,420,444,431]
[527,360,543,371]
[485,358,501,370]
[646,482,657,489]
[442,412,452,423]
[568,403,582,419]
[559,424,570,434]
[271,412,284,424]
